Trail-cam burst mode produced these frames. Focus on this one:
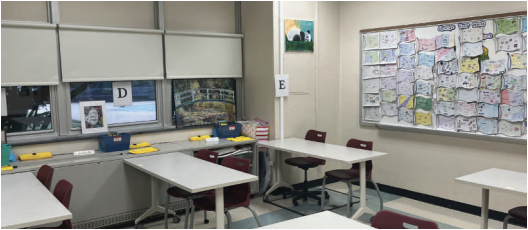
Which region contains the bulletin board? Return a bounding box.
[359,11,527,143]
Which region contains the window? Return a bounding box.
[70,81,157,128]
[1,86,52,133]
[173,79,236,128]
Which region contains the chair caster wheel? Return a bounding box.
[173,214,181,223]
[135,223,143,229]
[325,194,330,199]
[318,200,322,206]
[204,219,209,224]
[369,216,374,223]
[263,196,269,202]
[293,200,299,206]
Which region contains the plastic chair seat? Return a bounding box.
[285,157,325,169]
[509,206,527,222]
[325,168,372,181]
[193,193,249,211]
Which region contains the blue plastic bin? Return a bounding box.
[214,122,241,138]
[99,133,131,152]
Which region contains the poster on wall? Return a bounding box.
[285,19,314,52]
[79,101,108,134]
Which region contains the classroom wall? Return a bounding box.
[1,1,48,23]
[339,1,527,213]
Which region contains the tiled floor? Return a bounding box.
[124,183,525,229]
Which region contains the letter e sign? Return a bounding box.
[113,82,133,107]
[275,74,289,97]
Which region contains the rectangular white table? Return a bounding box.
[259,211,374,229]
[455,168,527,229]
[2,172,72,229]
[258,138,388,220]
[124,152,258,229]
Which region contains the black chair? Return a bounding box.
[503,206,526,229]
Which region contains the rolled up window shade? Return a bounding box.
[1,22,60,86]
[165,31,243,79]
[59,25,164,82]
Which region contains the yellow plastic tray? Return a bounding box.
[130,142,152,149]
[129,147,159,154]
[19,152,52,161]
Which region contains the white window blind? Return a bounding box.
[1,22,60,86]
[165,31,243,79]
[59,25,164,82]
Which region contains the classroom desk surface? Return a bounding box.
[259,211,374,229]
[1,172,72,229]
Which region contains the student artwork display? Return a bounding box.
[363,33,380,50]
[380,77,397,90]
[364,107,380,121]
[456,101,477,117]
[436,101,456,116]
[481,59,506,75]
[500,104,525,122]
[381,90,397,102]
[459,58,480,73]
[415,112,432,126]
[479,74,502,90]
[498,120,522,136]
[496,35,522,52]
[417,37,436,51]
[397,69,414,83]
[397,82,414,96]
[457,88,479,102]
[417,52,435,66]
[380,65,398,77]
[477,118,498,135]
[79,101,108,134]
[398,108,414,123]
[438,74,457,88]
[478,89,501,104]
[380,31,398,49]
[363,51,379,65]
[380,49,397,64]
[457,73,479,89]
[363,65,381,79]
[285,19,314,52]
[436,34,455,48]
[415,66,434,80]
[522,17,527,33]
[399,29,416,42]
[509,54,527,69]
[477,103,499,118]
[495,17,519,35]
[437,87,456,101]
[415,80,433,96]
[381,102,398,116]
[364,79,380,93]
[436,48,456,62]
[502,74,527,91]
[462,42,483,57]
[456,116,477,132]
[364,94,381,106]
[437,115,456,131]
[398,95,414,108]
[398,42,416,56]
[501,90,524,106]
[437,60,459,75]
[461,27,483,43]
[415,96,433,111]
[398,56,416,69]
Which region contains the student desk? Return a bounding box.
[2,172,72,229]
[258,138,388,220]
[124,152,258,229]
[455,168,527,229]
[259,211,374,229]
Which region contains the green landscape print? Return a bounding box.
[285,19,314,52]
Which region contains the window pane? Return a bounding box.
[173,79,236,128]
[1,86,52,133]
[70,81,156,128]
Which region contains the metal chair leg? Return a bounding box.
[189,203,196,229]
[246,206,262,227]
[320,176,327,210]
[503,214,512,229]
[164,193,170,229]
[184,199,191,229]
[345,181,353,218]
[225,210,232,229]
[204,210,209,224]
[370,179,384,211]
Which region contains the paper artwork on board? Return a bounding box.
[456,101,477,117]
[509,53,527,69]
[479,74,502,90]
[363,79,380,93]
[415,66,434,81]
[456,116,477,132]
[397,69,414,83]
[415,112,432,126]
[457,88,479,102]
[417,52,435,67]
[459,58,480,73]
[461,27,483,43]
[437,74,457,88]
[436,48,456,62]
[417,37,436,52]
[477,118,498,135]
[481,59,506,75]
[79,101,108,134]
[364,107,380,121]
[398,56,416,69]
[462,42,483,57]
[381,90,397,102]
[398,95,414,108]
[379,31,398,49]
[524,34,527,52]
[498,120,522,137]
[398,42,416,56]
[478,89,501,104]
[502,74,527,91]
[397,82,414,96]
[380,65,397,77]
[363,51,379,65]
[501,90,524,106]
[380,49,398,64]
[364,94,381,106]
[524,121,527,135]
[457,73,479,89]
[415,80,434,96]
[437,88,457,101]
[496,35,522,52]
[415,96,433,111]
[381,102,398,117]
[495,17,519,35]
[363,33,380,50]
[363,65,381,79]
[500,104,525,122]
[399,29,416,42]
[285,19,314,52]
[435,34,455,49]
[437,115,456,131]
[380,77,397,90]
[398,108,414,123]
[437,59,459,75]
[477,103,499,118]
[436,101,456,116]
[522,17,527,33]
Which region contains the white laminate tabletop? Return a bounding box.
[455,168,527,196]
[124,152,258,193]
[259,211,374,229]
[258,138,388,164]
[2,172,72,229]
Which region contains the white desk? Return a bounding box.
[124,152,258,229]
[258,138,388,220]
[455,168,527,229]
[1,172,72,229]
[259,211,374,229]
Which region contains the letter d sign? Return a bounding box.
[112,82,133,107]
[275,74,289,97]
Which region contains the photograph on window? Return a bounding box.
[1,86,52,133]
[173,79,236,128]
[79,101,108,134]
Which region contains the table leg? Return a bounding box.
[351,161,376,220]
[134,176,175,225]
[481,188,489,229]
[215,188,225,229]
[264,150,294,198]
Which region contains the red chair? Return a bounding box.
[39,180,73,229]
[320,139,383,218]
[164,149,219,229]
[371,210,439,229]
[503,206,526,229]
[37,165,54,191]
[283,130,329,206]
[191,156,261,229]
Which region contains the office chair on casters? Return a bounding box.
[371,210,439,229]
[38,180,73,229]
[320,139,383,218]
[283,129,330,206]
[503,206,526,229]
[164,149,219,229]
[191,156,261,229]
[37,165,54,191]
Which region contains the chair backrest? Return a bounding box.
[54,179,74,229]
[371,210,439,229]
[195,149,219,164]
[305,129,326,143]
[221,156,251,207]
[37,165,54,190]
[347,139,374,172]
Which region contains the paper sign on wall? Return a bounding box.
[457,88,479,102]
[496,35,521,52]
[398,56,416,69]
[417,37,436,51]
[363,33,380,50]
[364,94,381,106]
[477,118,498,135]
[363,79,380,93]
[417,52,435,66]
[363,66,380,79]
[381,102,398,116]
[481,59,506,75]
[415,96,433,111]
[364,107,380,121]
[437,60,459,75]
[502,74,527,91]
[456,116,477,132]
[436,101,456,116]
[415,66,434,81]
[398,95,414,108]
[275,74,289,97]
[380,65,397,77]
[477,103,499,118]
[397,82,414,96]
[436,48,456,62]
[478,89,501,104]
[437,87,456,101]
[459,58,480,73]
[435,34,455,48]
[479,74,501,90]
[500,104,524,122]
[495,17,519,35]
[501,90,524,106]
[456,101,477,117]
[380,77,397,90]
[381,90,397,102]
[415,112,432,126]
[415,80,433,96]
[397,69,414,83]
[380,49,397,64]
[461,27,483,43]
[457,73,479,89]
[112,82,133,107]
[437,115,455,131]
[437,74,457,88]
[498,120,522,137]
[398,42,416,56]
[399,29,416,42]
[462,42,483,57]
[398,108,414,123]
[379,31,398,49]
[509,54,527,69]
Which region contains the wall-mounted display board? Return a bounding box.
[359,11,527,144]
